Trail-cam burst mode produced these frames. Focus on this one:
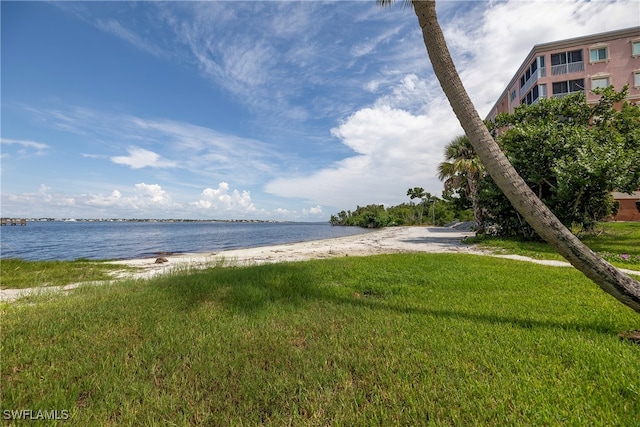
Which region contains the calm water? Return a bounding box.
[0,221,372,261]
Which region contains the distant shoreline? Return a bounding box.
[10,218,305,224]
[0,221,373,262]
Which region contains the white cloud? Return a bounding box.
[165,6,281,107]
[133,183,175,208]
[1,138,49,156]
[265,92,459,208]
[86,183,176,211]
[111,147,177,169]
[3,182,273,219]
[303,205,323,216]
[350,26,401,60]
[87,190,122,207]
[272,208,292,216]
[126,116,276,177]
[192,182,256,214]
[222,39,277,88]
[3,185,75,216]
[25,107,278,184]
[95,19,167,57]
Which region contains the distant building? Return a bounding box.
[612,192,640,222]
[486,27,640,121]
[486,27,640,221]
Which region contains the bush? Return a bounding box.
[479,87,640,237]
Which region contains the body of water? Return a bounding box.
[0,221,372,261]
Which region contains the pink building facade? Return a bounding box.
[486,27,640,121]
[486,27,640,222]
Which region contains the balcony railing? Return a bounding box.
[521,68,546,93]
[551,61,584,76]
[551,89,585,99]
[530,96,544,105]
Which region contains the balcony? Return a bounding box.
[551,61,584,76]
[551,89,585,99]
[521,67,546,93]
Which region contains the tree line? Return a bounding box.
[329,189,472,228]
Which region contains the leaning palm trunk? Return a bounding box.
[411,0,640,313]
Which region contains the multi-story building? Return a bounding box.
[486,27,640,222]
[486,27,640,121]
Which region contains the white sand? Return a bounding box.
[106,225,482,280]
[2,225,638,302]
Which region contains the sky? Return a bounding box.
[1,1,638,221]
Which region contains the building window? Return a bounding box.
[552,81,567,95]
[591,76,610,90]
[510,89,517,102]
[551,50,583,75]
[519,56,546,90]
[635,72,640,88]
[521,84,547,106]
[633,41,640,56]
[590,46,608,62]
[552,79,584,98]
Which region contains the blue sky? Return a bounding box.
[2,1,638,221]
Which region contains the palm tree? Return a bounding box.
[438,135,485,233]
[380,0,640,312]
[407,187,426,223]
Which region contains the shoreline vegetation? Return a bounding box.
[2,223,639,424]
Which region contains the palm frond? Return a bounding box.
[377,0,415,9]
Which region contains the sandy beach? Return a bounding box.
[0,226,476,302]
[107,225,482,280]
[3,225,638,302]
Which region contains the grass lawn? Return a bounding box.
[0,259,131,290]
[470,222,640,271]
[2,253,639,425]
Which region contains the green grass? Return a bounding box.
[469,222,640,271]
[0,258,131,290]
[2,254,639,425]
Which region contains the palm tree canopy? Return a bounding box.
[438,135,483,182]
